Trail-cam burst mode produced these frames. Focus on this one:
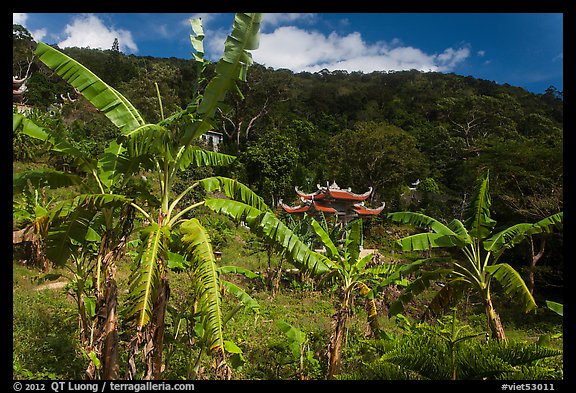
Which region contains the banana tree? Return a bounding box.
[388,171,562,341]
[306,218,425,379]
[15,13,264,380]
[13,169,82,272]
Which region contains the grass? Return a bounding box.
[13,264,85,379]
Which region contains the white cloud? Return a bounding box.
[477,50,486,57]
[13,13,46,42]
[253,26,470,74]
[13,13,28,25]
[57,14,138,53]
[31,28,47,42]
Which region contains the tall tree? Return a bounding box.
[329,121,427,206]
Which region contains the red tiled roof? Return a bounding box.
[352,203,386,215]
[295,187,326,200]
[327,188,371,201]
[313,201,338,213]
[280,201,311,213]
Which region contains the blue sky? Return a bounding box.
[13,13,563,94]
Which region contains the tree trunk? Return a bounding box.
[528,237,546,295]
[483,295,506,341]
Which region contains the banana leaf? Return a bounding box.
[484,212,563,259]
[464,171,497,240]
[310,218,340,261]
[197,13,262,120]
[125,223,167,328]
[13,169,82,194]
[485,263,537,313]
[180,218,225,354]
[35,42,145,134]
[200,176,269,212]
[178,147,236,170]
[205,198,333,276]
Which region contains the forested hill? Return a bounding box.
[14,25,563,231]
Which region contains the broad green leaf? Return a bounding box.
[13,113,50,140]
[388,267,454,316]
[486,263,537,313]
[126,223,166,328]
[198,13,262,120]
[545,300,563,317]
[395,232,460,252]
[88,351,101,369]
[84,296,97,318]
[388,211,461,236]
[180,218,224,354]
[35,42,145,134]
[200,176,269,212]
[484,212,563,258]
[178,147,236,170]
[166,251,190,271]
[344,219,362,267]
[464,171,497,240]
[45,203,95,266]
[310,218,339,260]
[219,265,261,280]
[446,219,472,245]
[190,18,205,62]
[276,319,306,360]
[223,339,243,354]
[205,198,333,276]
[221,280,260,314]
[13,169,82,194]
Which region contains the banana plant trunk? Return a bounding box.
[483,294,506,341]
[326,290,351,379]
[95,208,134,380]
[143,277,170,380]
[100,266,119,380]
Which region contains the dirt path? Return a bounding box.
[35,281,68,291]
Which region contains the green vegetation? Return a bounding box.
[13,15,562,381]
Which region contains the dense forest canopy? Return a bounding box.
[13,23,562,267]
